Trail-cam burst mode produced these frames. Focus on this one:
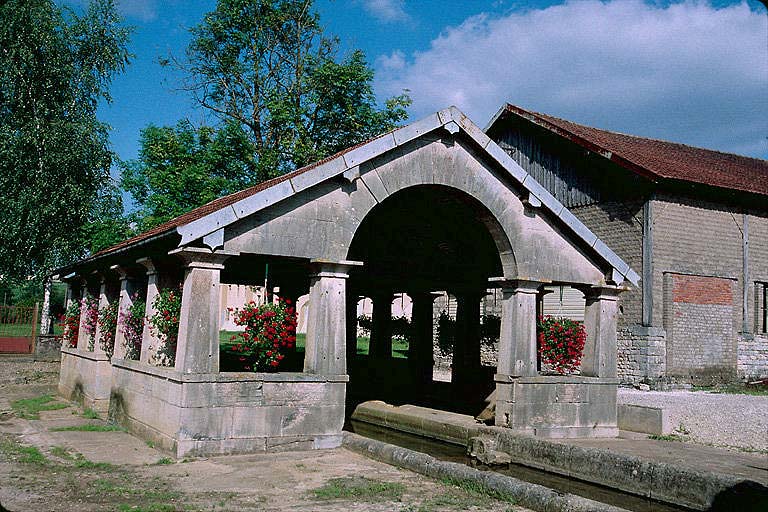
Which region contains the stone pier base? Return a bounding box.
[494,374,618,438]
[109,359,348,457]
[59,347,113,413]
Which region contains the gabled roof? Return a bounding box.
[488,104,768,197]
[76,107,639,285]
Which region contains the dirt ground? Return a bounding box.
[0,357,530,512]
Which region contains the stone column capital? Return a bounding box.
[169,247,237,269]
[576,284,623,301]
[136,257,158,275]
[490,277,545,294]
[310,259,363,279]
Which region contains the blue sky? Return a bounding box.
[83,0,767,177]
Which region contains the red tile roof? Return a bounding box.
[501,104,768,197]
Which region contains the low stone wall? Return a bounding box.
[34,335,61,361]
[59,347,112,413]
[737,334,768,381]
[617,326,666,386]
[110,359,348,457]
[494,375,618,438]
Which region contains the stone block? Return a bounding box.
[617,404,670,435]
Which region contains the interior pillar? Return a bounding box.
[172,248,233,374]
[369,290,394,359]
[346,290,360,363]
[451,290,484,386]
[581,286,622,378]
[304,260,362,375]
[409,291,440,385]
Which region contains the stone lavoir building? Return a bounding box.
[55,107,639,457]
[486,104,768,386]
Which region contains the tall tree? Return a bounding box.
[121,120,258,231]
[0,0,131,280]
[164,0,410,180]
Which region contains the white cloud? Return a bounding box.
[376,1,768,157]
[360,0,410,23]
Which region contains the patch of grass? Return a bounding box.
[692,383,768,396]
[312,476,406,501]
[50,424,125,432]
[11,394,68,419]
[50,445,76,461]
[82,408,100,419]
[152,457,175,465]
[648,433,686,442]
[72,453,116,470]
[0,437,48,465]
[93,477,181,502]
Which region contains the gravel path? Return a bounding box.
[618,388,768,452]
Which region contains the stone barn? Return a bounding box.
[55,107,638,457]
[486,104,768,386]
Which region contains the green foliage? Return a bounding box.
[120,120,258,231]
[121,293,145,360]
[98,301,119,358]
[149,288,181,366]
[80,181,133,254]
[0,0,131,280]
[61,300,81,348]
[11,394,69,419]
[166,0,410,178]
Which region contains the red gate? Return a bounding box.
[0,305,38,354]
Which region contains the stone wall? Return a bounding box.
[571,201,644,328]
[738,334,768,380]
[110,359,348,457]
[616,326,666,385]
[59,348,112,412]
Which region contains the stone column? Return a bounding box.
[369,290,394,359]
[172,248,234,374]
[581,286,622,378]
[304,260,361,375]
[112,266,139,361]
[138,258,161,364]
[496,280,541,377]
[76,280,91,350]
[409,292,440,385]
[92,276,110,355]
[451,291,484,386]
